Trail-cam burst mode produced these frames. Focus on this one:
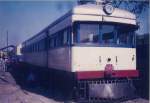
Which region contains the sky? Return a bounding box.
[0,1,76,48]
[0,1,149,48]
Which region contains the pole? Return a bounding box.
[7,30,8,54]
[6,30,8,72]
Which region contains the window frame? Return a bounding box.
[48,26,72,49]
[72,21,137,48]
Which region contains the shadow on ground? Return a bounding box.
[9,64,71,103]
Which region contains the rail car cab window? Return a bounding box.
[74,23,99,43]
[73,22,136,47]
[101,25,115,44]
[79,23,99,43]
[117,30,135,47]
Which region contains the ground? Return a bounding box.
[122,98,149,103]
[0,70,149,103]
[0,71,63,103]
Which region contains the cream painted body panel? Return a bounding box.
[72,15,102,22]
[48,47,71,71]
[24,51,47,67]
[73,4,136,20]
[71,47,136,72]
[103,16,136,25]
[72,4,136,25]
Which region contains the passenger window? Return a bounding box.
[55,35,59,47]
[58,31,63,46]
[37,42,39,51]
[50,38,54,48]
[34,44,36,52]
[63,30,68,45]
[48,27,71,48]
[73,24,78,43]
[54,36,58,47]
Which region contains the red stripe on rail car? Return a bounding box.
[76,71,104,80]
[113,70,139,78]
[76,70,139,80]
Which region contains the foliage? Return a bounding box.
[112,0,149,18]
[77,0,149,18]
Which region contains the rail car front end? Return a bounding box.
[70,46,139,100]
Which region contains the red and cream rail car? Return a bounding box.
[22,2,139,101]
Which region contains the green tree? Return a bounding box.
[77,0,149,18]
[112,0,149,18]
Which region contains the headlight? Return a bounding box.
[103,3,114,15]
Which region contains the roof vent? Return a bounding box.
[95,0,105,5]
[77,0,95,5]
[95,0,113,5]
[77,0,113,6]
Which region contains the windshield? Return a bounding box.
[73,22,136,47]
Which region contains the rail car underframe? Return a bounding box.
[18,62,139,101]
[75,70,139,101]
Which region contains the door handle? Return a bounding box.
[116,56,118,63]
[99,56,101,63]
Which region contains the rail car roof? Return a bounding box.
[23,3,137,46]
[72,4,136,20]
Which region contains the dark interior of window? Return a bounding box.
[73,22,137,47]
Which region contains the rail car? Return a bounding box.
[21,1,139,102]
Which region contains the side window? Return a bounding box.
[37,42,39,52]
[50,37,55,48]
[63,27,71,46]
[31,45,33,52]
[55,35,59,47]
[44,38,47,50]
[31,44,33,52]
[30,45,32,52]
[34,44,36,52]
[39,40,43,51]
[48,37,51,49]
[41,39,45,51]
[73,23,79,43]
[27,46,28,52]
[58,31,63,46]
[33,44,35,52]
[48,27,71,49]
[63,30,68,45]
[68,27,71,45]
[29,45,31,52]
